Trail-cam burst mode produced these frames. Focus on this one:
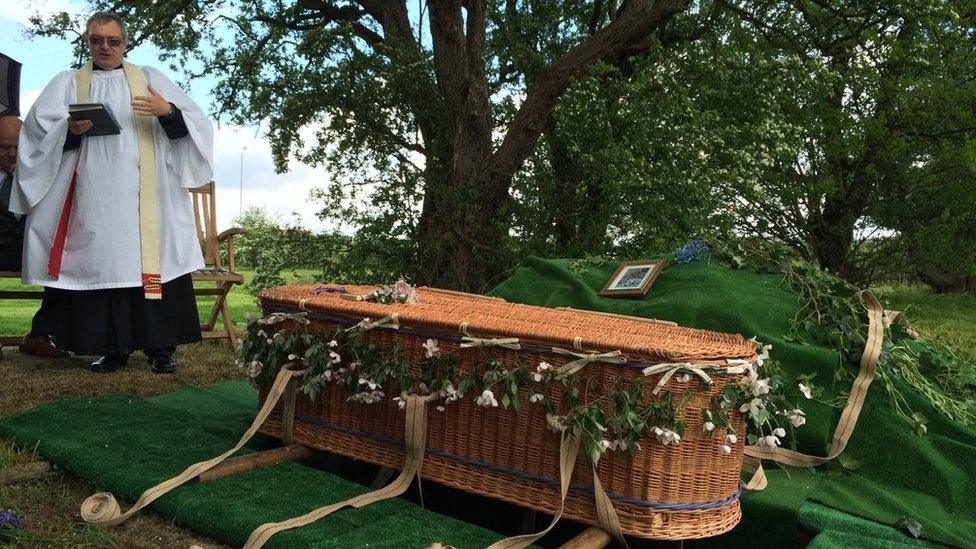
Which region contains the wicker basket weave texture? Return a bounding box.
[261,285,757,361]
[257,284,756,540]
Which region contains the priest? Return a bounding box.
[9,12,213,374]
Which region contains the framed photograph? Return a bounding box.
[599,259,669,297]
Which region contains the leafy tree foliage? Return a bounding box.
[31,0,689,291]
[708,0,976,286]
[27,0,976,292]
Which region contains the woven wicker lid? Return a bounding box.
[260,284,757,364]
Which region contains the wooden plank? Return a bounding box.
[558,527,612,549]
[0,461,51,484]
[191,288,225,297]
[196,445,313,483]
[191,272,244,283]
[370,467,397,489]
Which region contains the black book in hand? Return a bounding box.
[68,103,122,136]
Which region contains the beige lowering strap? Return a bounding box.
[80,365,307,526]
[486,431,581,549]
[592,464,628,546]
[743,290,885,485]
[73,61,162,299]
[242,394,433,548]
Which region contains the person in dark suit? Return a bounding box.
[0,115,24,271]
[0,115,68,361]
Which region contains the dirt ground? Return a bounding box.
[0,341,241,548]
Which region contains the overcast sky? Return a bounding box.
[2,0,334,233]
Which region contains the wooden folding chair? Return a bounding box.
[190,181,246,349]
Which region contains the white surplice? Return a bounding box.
[10,65,212,289]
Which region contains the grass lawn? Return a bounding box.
[874,284,976,357]
[0,274,972,547]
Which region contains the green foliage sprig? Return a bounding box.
[711,239,976,432]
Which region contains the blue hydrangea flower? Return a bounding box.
[674,239,710,264]
[0,510,24,531]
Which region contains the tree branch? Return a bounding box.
[482,0,689,200]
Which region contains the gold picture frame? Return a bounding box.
[598,259,669,297]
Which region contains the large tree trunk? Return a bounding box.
[419,0,688,290]
[917,270,976,294]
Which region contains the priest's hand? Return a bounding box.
[68,118,93,135]
[131,85,172,117]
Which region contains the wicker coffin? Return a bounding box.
[256,285,757,540]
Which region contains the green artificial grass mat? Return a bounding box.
[800,502,941,548]
[488,256,976,548]
[0,382,506,548]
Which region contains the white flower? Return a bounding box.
[393,279,419,304]
[773,427,786,438]
[245,360,263,378]
[749,337,772,367]
[419,382,430,394]
[719,444,732,454]
[677,373,692,383]
[799,383,813,399]
[739,398,765,422]
[321,370,334,382]
[329,350,341,363]
[752,378,770,396]
[436,405,445,412]
[531,372,544,382]
[703,421,715,432]
[358,377,379,391]
[476,389,498,408]
[423,339,440,358]
[348,389,385,404]
[438,382,461,404]
[266,338,274,345]
[610,438,628,451]
[348,361,360,372]
[288,354,300,361]
[537,361,551,373]
[758,435,781,448]
[597,439,612,453]
[546,413,567,433]
[529,393,545,403]
[726,434,738,445]
[440,383,460,403]
[652,426,681,446]
[786,409,806,427]
[739,366,758,389]
[393,392,407,410]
